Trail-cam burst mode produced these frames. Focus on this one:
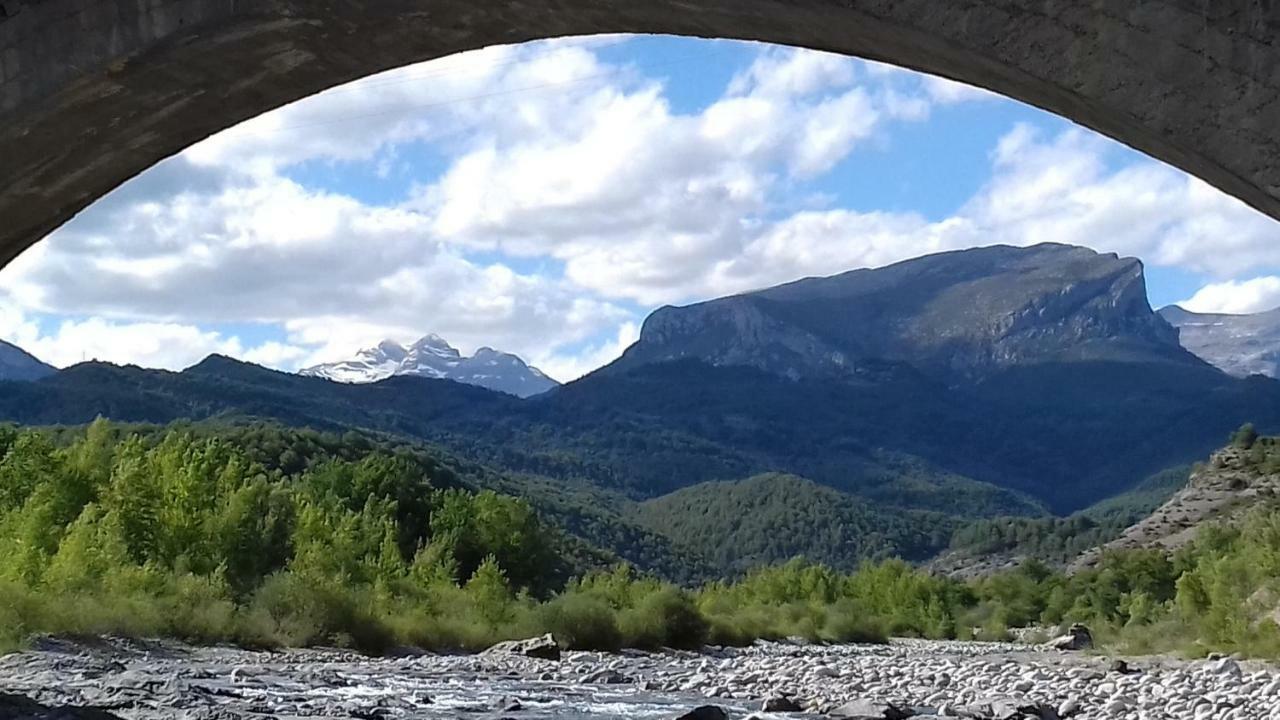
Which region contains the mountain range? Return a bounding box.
[300,334,558,397]
[1159,304,1280,379]
[4,243,1280,577]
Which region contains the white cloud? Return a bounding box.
[416,45,947,306]
[0,310,270,370]
[181,40,628,175]
[726,47,857,98]
[1177,278,1280,315]
[531,321,642,382]
[962,126,1280,275]
[677,124,1280,298]
[863,60,997,105]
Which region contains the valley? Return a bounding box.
[3,243,1280,720]
[2,244,1278,580]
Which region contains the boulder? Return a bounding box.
[674,706,728,720]
[483,634,561,661]
[970,697,1060,720]
[1108,659,1134,675]
[1209,657,1242,677]
[1048,624,1093,651]
[827,699,913,719]
[761,695,803,712]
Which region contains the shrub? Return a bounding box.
[619,586,707,649]
[536,591,621,651]
[820,599,888,644]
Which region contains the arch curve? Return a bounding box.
[2,0,1279,268]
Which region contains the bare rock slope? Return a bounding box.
[1072,443,1280,571]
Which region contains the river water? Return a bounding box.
[0,637,767,719]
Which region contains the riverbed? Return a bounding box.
[0,636,1276,719]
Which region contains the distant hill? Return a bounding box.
[301,334,558,397]
[0,340,54,381]
[933,465,1191,578]
[1160,304,1280,378]
[635,473,955,573]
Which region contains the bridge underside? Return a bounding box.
[1,0,1278,268]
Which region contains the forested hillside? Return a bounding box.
[4,340,1273,521]
[4,420,1280,660]
[636,474,954,573]
[942,466,1192,570]
[29,419,712,584]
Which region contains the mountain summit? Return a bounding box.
[300,334,558,397]
[0,340,56,381]
[609,243,1197,382]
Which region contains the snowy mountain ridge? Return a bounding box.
[299,334,558,397]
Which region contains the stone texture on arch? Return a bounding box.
[2,0,1278,268]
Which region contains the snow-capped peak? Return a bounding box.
[373,339,408,359]
[299,334,558,398]
[406,334,462,363]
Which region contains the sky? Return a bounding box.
[3,35,1280,382]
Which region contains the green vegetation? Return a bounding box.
[0,420,950,653]
[3,418,1280,660]
[962,505,1280,658]
[1227,426,1280,474]
[947,466,1190,564]
[637,474,955,572]
[34,418,717,585]
[0,419,570,652]
[6,349,1258,522]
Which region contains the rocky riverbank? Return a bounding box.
[0,636,1276,720]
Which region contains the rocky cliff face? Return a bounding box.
[610,243,1197,382]
[0,340,55,381]
[1160,305,1280,378]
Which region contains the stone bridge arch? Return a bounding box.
[2,0,1279,269]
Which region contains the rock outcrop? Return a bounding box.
[1048,624,1094,652]
[482,633,561,661]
